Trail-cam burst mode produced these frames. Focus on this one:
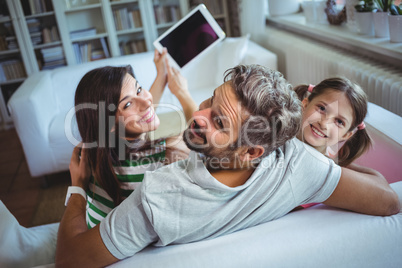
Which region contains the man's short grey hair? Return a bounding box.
[224,64,302,158]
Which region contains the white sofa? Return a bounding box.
[8,36,275,178]
[1,103,401,268]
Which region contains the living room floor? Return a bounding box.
[0,128,70,227]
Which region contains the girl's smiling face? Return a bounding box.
[115,74,160,139]
[299,89,355,154]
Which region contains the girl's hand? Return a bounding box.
[166,57,188,97]
[69,143,91,189]
[153,48,168,78]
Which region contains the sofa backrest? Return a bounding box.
[50,52,156,116]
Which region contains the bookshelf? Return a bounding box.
[187,0,231,36]
[151,0,187,37]
[111,0,148,56]
[53,0,112,64]
[0,0,29,128]
[0,0,233,129]
[14,0,66,72]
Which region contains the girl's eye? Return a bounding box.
[335,119,344,126]
[317,105,325,113]
[137,87,142,95]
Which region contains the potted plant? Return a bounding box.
[354,0,376,35]
[373,0,392,37]
[389,3,402,42]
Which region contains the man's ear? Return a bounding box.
[302,98,309,108]
[239,146,265,162]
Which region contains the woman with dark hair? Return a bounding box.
[74,52,197,228]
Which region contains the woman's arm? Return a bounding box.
[149,49,168,106]
[166,58,197,124]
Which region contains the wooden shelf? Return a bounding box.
[110,0,138,6]
[25,11,55,19]
[65,3,102,13]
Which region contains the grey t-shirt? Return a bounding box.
[100,138,341,259]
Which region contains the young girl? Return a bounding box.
[294,77,372,167]
[74,52,197,228]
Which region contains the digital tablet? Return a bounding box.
[153,4,226,69]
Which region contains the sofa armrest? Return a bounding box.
[242,41,278,71]
[355,103,402,183]
[0,201,59,268]
[8,71,58,177]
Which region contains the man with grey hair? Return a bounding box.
[57,64,400,267]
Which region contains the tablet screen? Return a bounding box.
[159,10,219,68]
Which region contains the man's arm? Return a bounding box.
[56,195,118,267]
[323,164,400,216]
[56,146,118,267]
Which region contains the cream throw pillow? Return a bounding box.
[215,34,250,85]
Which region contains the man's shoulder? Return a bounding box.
[141,156,193,193]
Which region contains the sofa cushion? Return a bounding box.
[50,52,157,116]
[182,36,250,92]
[214,34,250,85]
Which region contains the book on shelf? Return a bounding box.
[70,27,97,40]
[0,60,26,82]
[41,59,66,70]
[27,0,49,15]
[40,45,65,69]
[190,0,223,15]
[5,36,18,50]
[100,37,110,58]
[41,26,60,44]
[50,26,60,42]
[73,43,91,64]
[132,9,142,27]
[30,32,42,45]
[3,22,14,36]
[26,18,41,33]
[153,5,180,24]
[0,36,7,51]
[42,28,51,43]
[113,8,143,31]
[73,38,109,64]
[91,49,105,61]
[119,39,146,55]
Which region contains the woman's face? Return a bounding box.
[299,90,355,154]
[115,74,160,139]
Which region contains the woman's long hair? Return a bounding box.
[75,65,139,205]
[294,77,371,166]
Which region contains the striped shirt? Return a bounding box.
[86,140,166,229]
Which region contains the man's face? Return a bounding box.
[183,82,248,162]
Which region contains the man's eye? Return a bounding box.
[137,87,142,95]
[215,117,223,128]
